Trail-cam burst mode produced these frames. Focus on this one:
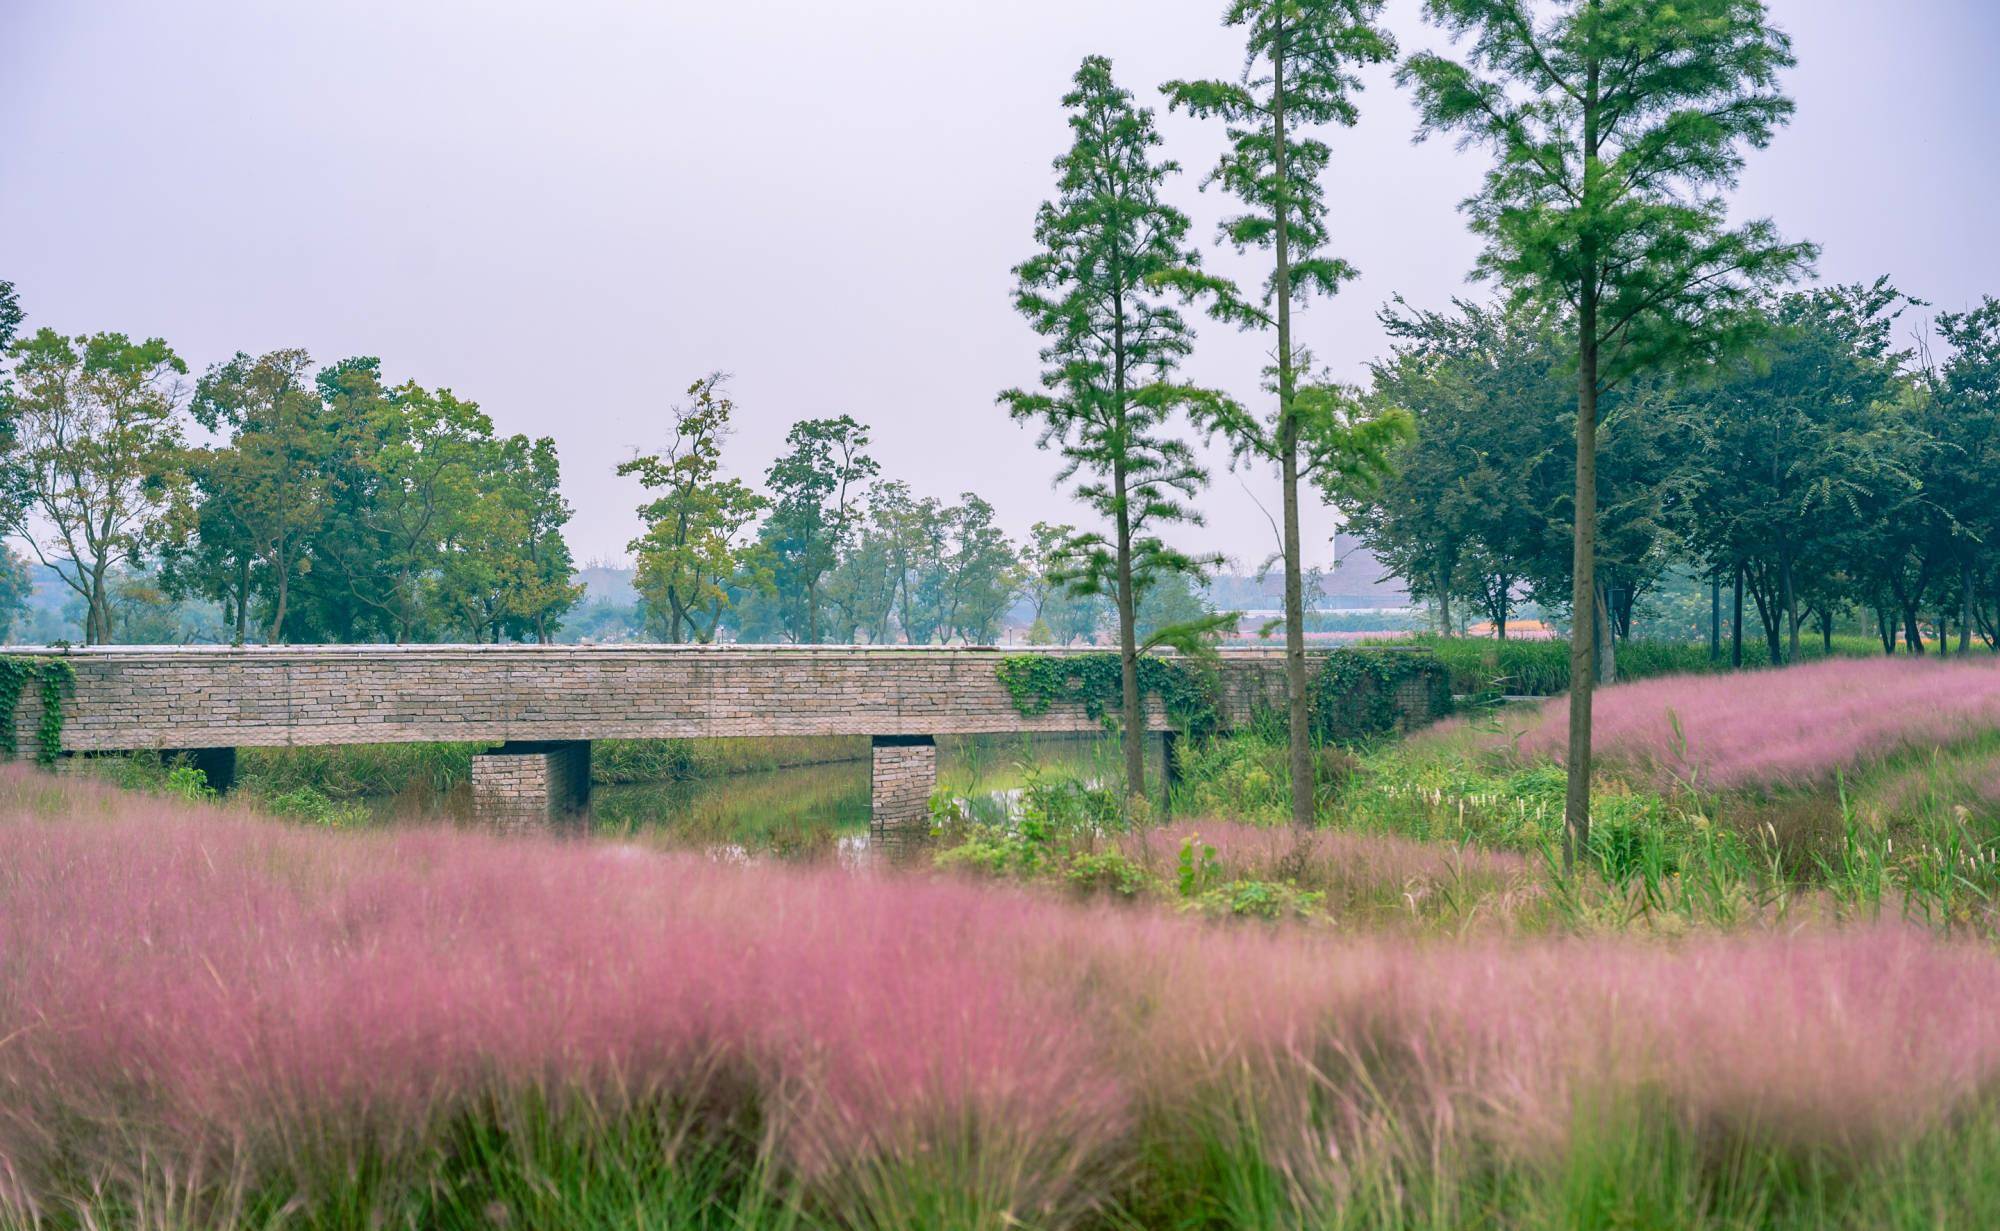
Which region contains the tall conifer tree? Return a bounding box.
[1001,56,1234,802]
[1402,0,1813,867]
[1164,0,1409,828]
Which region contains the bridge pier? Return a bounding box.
[471,741,591,822]
[869,735,935,856]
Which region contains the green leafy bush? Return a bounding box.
[261,785,371,829]
[163,766,216,802]
[1064,851,1150,899]
[1186,878,1327,921]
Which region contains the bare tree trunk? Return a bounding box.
[1562,57,1604,873]
[1268,29,1315,831]
[1903,604,1925,655]
[267,556,289,645]
[1709,575,1721,663]
[1782,551,1799,663]
[1731,563,1744,669]
[1115,507,1145,803]
[1564,315,1599,870]
[1962,560,1975,654]
[235,557,250,646]
[1593,581,1616,685]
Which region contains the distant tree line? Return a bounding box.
[0,297,583,645]
[617,373,1119,647]
[1345,282,2000,668]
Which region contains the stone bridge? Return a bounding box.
[7,645,1448,846]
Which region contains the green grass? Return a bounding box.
[24,1084,2000,1230]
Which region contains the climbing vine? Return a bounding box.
[1311,648,1451,742]
[999,648,1449,744]
[0,656,75,766]
[996,653,1223,736]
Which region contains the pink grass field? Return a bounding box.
[1517,655,2000,790]
[7,771,2000,1217]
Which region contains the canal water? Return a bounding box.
[374,733,1163,852]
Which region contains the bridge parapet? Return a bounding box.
[6,644,1304,753]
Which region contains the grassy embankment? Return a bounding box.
[1391,630,1965,697]
[9,771,2000,1229]
[944,654,2000,937]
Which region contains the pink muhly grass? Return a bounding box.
[1517,655,2000,790]
[8,769,2000,1217]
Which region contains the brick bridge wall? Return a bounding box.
[6,645,1448,839]
[8,645,1312,753]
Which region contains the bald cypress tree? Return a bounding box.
[1164,0,1408,829]
[1402,0,1814,869]
[1001,56,1235,802]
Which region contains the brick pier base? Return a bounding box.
[869,735,936,857]
[471,740,592,822]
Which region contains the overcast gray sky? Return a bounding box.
[4,0,1995,570]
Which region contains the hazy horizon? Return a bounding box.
[5,0,1995,570]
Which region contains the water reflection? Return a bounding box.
[373,734,1157,855]
[589,733,1151,855]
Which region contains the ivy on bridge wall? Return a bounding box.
[995,654,1223,736]
[0,657,74,766]
[996,648,1450,743]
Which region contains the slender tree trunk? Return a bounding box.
[1269,35,1315,830]
[1593,581,1616,684]
[1114,477,1145,803]
[1782,552,1799,663]
[1903,604,1925,655]
[1562,58,1603,873]
[1876,608,1895,655]
[235,557,250,646]
[1731,563,1744,669]
[1709,575,1721,662]
[1436,565,1453,635]
[1962,560,1975,654]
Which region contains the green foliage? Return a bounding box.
[1175,832,1224,898]
[260,784,371,828]
[1186,877,1327,921]
[1001,55,1237,795]
[1164,0,1414,826]
[754,415,877,643]
[164,765,217,801]
[1064,850,1149,899]
[0,655,73,765]
[824,483,1023,645]
[996,651,1221,736]
[620,374,771,643]
[1,329,188,644]
[1311,647,1450,742]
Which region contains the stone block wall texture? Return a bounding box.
[4,645,1446,754]
[470,741,591,819]
[869,736,936,856]
[6,646,1296,752]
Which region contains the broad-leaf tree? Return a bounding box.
[178,349,332,643]
[620,374,768,642]
[1,330,188,643]
[761,416,876,643]
[1402,0,1814,867]
[1002,55,1233,800]
[1164,1,1409,826]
